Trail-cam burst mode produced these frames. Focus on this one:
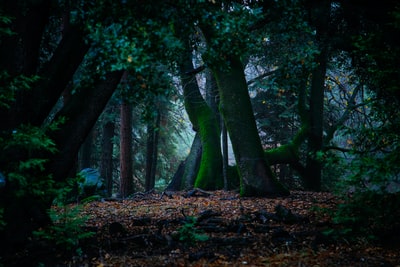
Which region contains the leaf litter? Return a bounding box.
[39,191,400,266]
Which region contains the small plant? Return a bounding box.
[34,178,95,255]
[177,216,208,244]
[34,204,94,254]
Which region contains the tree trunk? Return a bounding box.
[166,160,187,191]
[221,120,229,190]
[212,56,289,197]
[304,51,327,191]
[49,71,124,183]
[100,119,115,197]
[0,25,89,131]
[0,71,123,254]
[167,133,202,191]
[206,70,229,190]
[178,39,223,190]
[145,109,160,191]
[304,0,331,191]
[79,128,95,170]
[119,100,134,198]
[0,1,50,76]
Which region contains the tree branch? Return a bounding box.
[247,70,277,86]
[184,65,206,76]
[324,84,362,145]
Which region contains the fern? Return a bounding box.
[177,216,209,244]
[33,203,94,253]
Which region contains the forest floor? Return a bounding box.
[8,190,400,266]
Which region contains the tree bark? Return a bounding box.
[49,71,124,183]
[0,1,50,76]
[183,133,203,188]
[145,109,160,191]
[166,133,202,191]
[221,120,229,190]
[100,118,116,197]
[304,50,327,191]
[79,128,95,170]
[119,100,134,198]
[178,39,223,190]
[303,0,331,191]
[212,56,289,197]
[1,25,89,131]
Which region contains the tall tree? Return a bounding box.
[198,3,289,196]
[119,99,134,198]
[145,106,160,191]
[177,31,223,190]
[0,0,186,254]
[0,1,121,250]
[212,56,289,197]
[303,0,331,191]
[100,104,117,197]
[79,129,95,170]
[49,70,124,183]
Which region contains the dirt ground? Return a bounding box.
[5,190,400,266]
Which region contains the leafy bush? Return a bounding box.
[328,120,400,241]
[330,156,400,239]
[325,98,400,242]
[0,122,62,236]
[176,216,209,244]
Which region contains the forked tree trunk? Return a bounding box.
[212,56,289,197]
[178,38,223,190]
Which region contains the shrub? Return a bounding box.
[34,180,96,255]
[33,203,94,255]
[176,216,209,244]
[328,151,400,242]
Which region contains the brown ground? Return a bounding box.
[7,190,400,266]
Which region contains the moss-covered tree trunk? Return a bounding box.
[213,56,289,197]
[263,71,310,179]
[178,41,223,190]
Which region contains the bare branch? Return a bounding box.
[247,70,277,86]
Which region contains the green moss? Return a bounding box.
[180,58,223,190]
[193,106,223,190]
[265,144,298,165]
